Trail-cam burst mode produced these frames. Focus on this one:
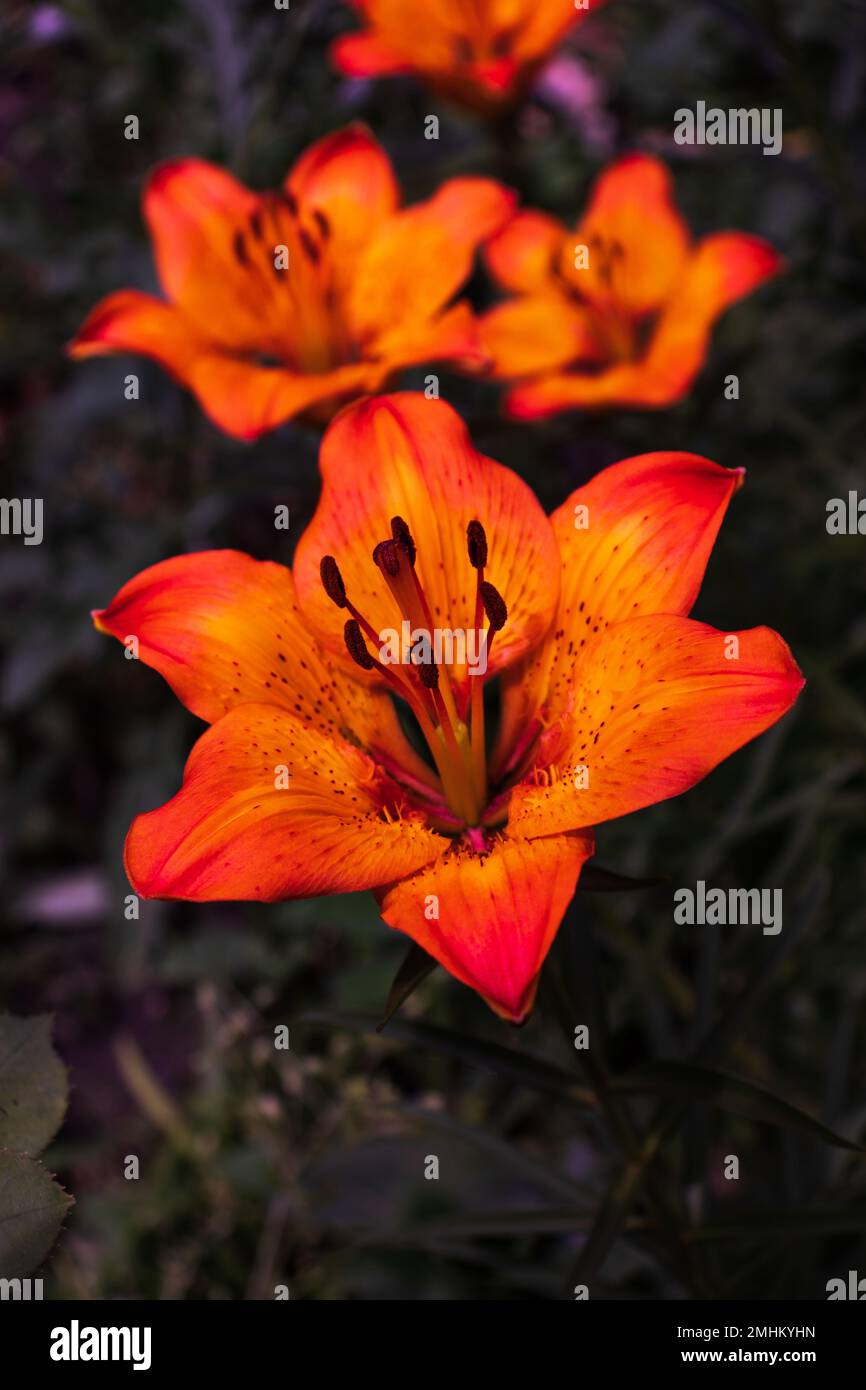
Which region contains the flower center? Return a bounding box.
[319,517,507,828]
[231,192,347,373]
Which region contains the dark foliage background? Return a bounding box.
[1,0,865,1299]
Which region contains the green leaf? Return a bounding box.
[615,1060,864,1152]
[0,1012,68,1154]
[300,1011,594,1105]
[377,943,439,1031]
[0,1151,74,1278]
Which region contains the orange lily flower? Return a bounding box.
[69,126,515,440]
[331,0,601,114]
[93,393,803,1022]
[480,153,783,418]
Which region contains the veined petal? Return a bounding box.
[495,452,744,763]
[348,178,516,348]
[479,293,604,377]
[94,550,437,786]
[125,704,445,901]
[506,616,804,839]
[563,154,691,319]
[143,159,263,348]
[293,394,560,689]
[484,209,567,293]
[378,829,594,1021]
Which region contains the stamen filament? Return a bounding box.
[469,561,487,807]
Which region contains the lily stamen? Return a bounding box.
[467,518,490,806]
[373,530,481,821]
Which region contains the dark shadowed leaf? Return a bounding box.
[0,1152,74,1278]
[577,864,667,892]
[300,1011,595,1105]
[377,943,439,1031]
[0,1013,68,1154]
[615,1060,864,1152]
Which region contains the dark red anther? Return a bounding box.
[343,619,375,671]
[480,580,507,632]
[320,555,347,608]
[466,519,487,569]
[299,227,320,265]
[232,229,249,267]
[312,207,331,241]
[373,539,402,578]
[390,515,416,566]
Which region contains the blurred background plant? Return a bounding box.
[1,0,865,1299]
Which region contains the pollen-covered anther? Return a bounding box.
[480,580,507,632]
[320,554,347,608]
[390,515,417,565]
[343,618,375,670]
[466,519,488,570]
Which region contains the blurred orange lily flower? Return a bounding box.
[69,126,515,440]
[331,0,601,113]
[93,394,803,1022]
[480,153,783,418]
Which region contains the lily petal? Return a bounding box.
[70,289,205,380]
[69,288,379,440]
[330,31,412,77]
[378,830,594,1021]
[503,361,683,417]
[495,452,744,764]
[505,232,782,418]
[285,124,400,296]
[125,704,445,901]
[370,300,491,373]
[293,394,560,690]
[348,178,516,349]
[480,293,604,377]
[506,616,804,839]
[484,208,568,293]
[143,159,262,348]
[94,550,437,785]
[639,231,783,399]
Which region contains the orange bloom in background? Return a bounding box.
[69,126,514,440]
[93,393,803,1022]
[331,0,602,114]
[480,153,783,419]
